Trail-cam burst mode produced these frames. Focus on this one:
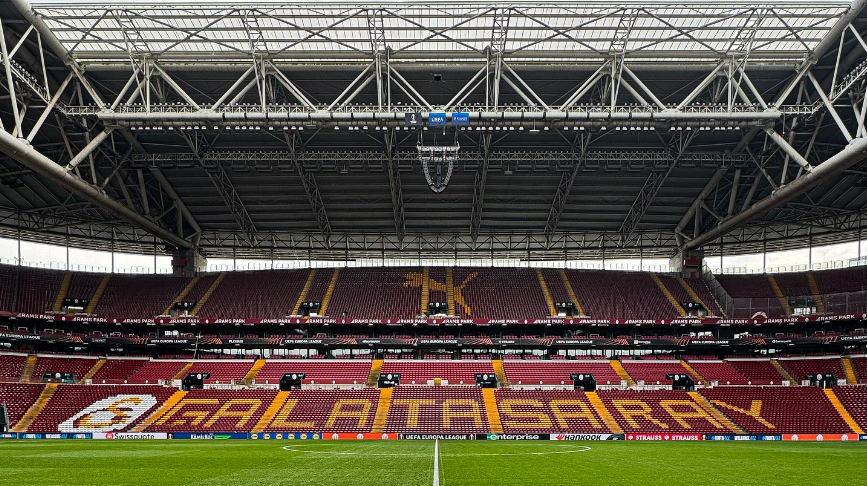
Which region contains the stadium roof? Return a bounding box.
[1,1,867,261]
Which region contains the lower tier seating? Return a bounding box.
[778,357,846,383]
[0,383,45,427]
[145,389,278,433]
[831,386,867,429]
[853,357,867,384]
[698,386,854,434]
[495,389,612,433]
[27,384,176,433]
[384,387,490,434]
[182,361,255,384]
[89,358,149,384]
[0,354,27,381]
[31,355,98,382]
[125,361,190,384]
[597,389,728,434]
[726,360,788,384]
[686,360,751,385]
[619,360,691,385]
[262,389,381,433]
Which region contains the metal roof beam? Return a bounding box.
[683,136,867,251]
[286,132,332,238]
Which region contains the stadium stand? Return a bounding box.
[698,386,855,434]
[94,275,189,318]
[261,389,381,433]
[0,353,28,381]
[380,360,495,385]
[452,268,550,319]
[565,270,676,319]
[0,383,45,428]
[852,356,867,384]
[15,267,62,314]
[777,357,846,383]
[495,389,612,433]
[195,270,307,319]
[254,360,372,386]
[831,386,867,429]
[597,389,728,434]
[30,355,98,383]
[726,359,789,384]
[501,360,622,386]
[88,357,149,384]
[25,384,177,433]
[618,360,691,385]
[145,389,279,433]
[715,275,787,318]
[325,267,421,319]
[125,361,190,384]
[182,361,255,384]
[685,360,751,385]
[384,387,490,434]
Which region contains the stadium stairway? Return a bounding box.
[610,360,636,386]
[537,269,558,316]
[585,391,623,434]
[291,270,316,315]
[650,273,686,316]
[21,355,36,382]
[680,360,707,385]
[482,388,504,434]
[677,278,712,315]
[171,363,194,380]
[842,357,858,385]
[806,272,826,314]
[163,277,200,315]
[688,391,744,433]
[823,389,865,434]
[366,359,383,387]
[133,390,187,432]
[492,359,509,388]
[80,358,106,383]
[241,359,267,385]
[771,359,796,384]
[51,272,71,312]
[190,272,226,316]
[446,268,455,316]
[420,267,430,315]
[767,276,793,315]
[559,269,585,316]
[370,388,393,434]
[252,391,290,433]
[84,275,110,314]
[11,383,54,432]
[319,269,340,316]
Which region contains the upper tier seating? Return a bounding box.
[698,386,854,434]
[65,272,103,304]
[619,360,691,385]
[89,358,149,384]
[0,383,45,428]
[598,389,728,434]
[262,389,381,433]
[254,360,371,385]
[0,353,27,381]
[95,275,189,317]
[0,265,16,312]
[384,387,490,434]
[145,389,278,433]
[541,269,571,311]
[715,275,786,318]
[686,360,751,385]
[495,389,612,433]
[811,267,867,295]
[774,273,812,299]
[27,384,176,433]
[725,359,788,384]
[125,361,190,384]
[502,360,622,386]
[31,355,98,382]
[565,270,675,319]
[452,268,550,319]
[777,357,846,383]
[831,386,867,429]
[325,267,421,319]
[183,361,255,384]
[196,270,307,319]
[380,360,494,385]
[15,267,62,314]
[685,278,723,316]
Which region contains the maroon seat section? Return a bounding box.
[698,386,855,434]
[380,360,494,386]
[30,355,98,383]
[254,360,372,386]
[565,270,677,319]
[0,353,28,382]
[143,389,278,433]
[196,270,308,319]
[726,359,788,385]
[619,360,692,385]
[325,267,421,320]
[384,387,489,434]
[262,389,381,433]
[831,386,867,429]
[778,357,846,383]
[598,389,728,434]
[26,384,176,433]
[0,383,45,428]
[502,360,621,386]
[686,360,751,385]
[495,389,612,433]
[125,361,190,384]
[94,275,189,318]
[89,358,150,384]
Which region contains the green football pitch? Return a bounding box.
[1,440,865,486]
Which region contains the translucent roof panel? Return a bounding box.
[33,2,853,63]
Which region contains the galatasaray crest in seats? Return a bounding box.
[59,395,157,433]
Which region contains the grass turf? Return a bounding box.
[1,440,865,486]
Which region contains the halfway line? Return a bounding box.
[432,439,440,486]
